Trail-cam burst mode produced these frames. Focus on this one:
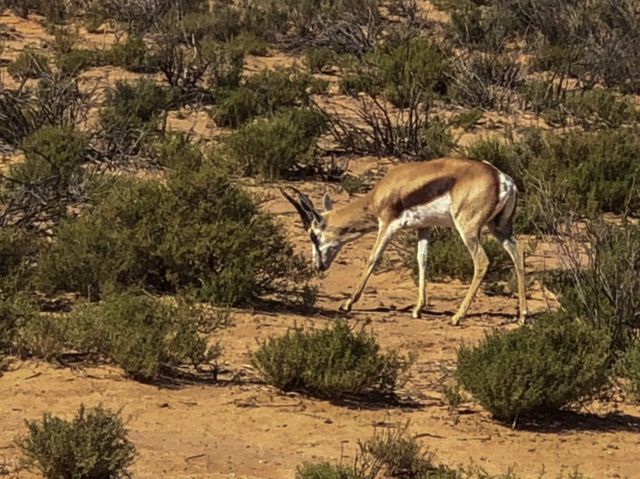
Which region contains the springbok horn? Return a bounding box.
[280,188,312,230]
[290,187,323,223]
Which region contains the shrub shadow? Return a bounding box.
[513,410,640,433]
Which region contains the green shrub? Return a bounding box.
[37,167,311,305]
[449,109,483,130]
[12,126,87,184]
[0,227,41,293]
[621,341,640,402]
[339,37,449,107]
[213,67,321,128]
[297,423,459,479]
[104,35,159,73]
[0,295,36,355]
[17,405,135,479]
[231,32,269,56]
[98,79,173,154]
[296,462,363,479]
[419,117,455,160]
[448,52,522,110]
[224,107,326,179]
[150,132,203,171]
[56,48,104,76]
[544,222,640,356]
[456,314,610,422]
[305,47,336,73]
[13,314,67,361]
[69,294,220,380]
[563,89,639,128]
[7,50,51,80]
[252,321,411,399]
[103,79,173,124]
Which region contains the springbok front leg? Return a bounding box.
[451,223,489,326]
[341,222,394,313]
[412,228,430,319]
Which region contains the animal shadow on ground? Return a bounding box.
[513,410,640,434]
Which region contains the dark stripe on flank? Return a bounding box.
[391,177,455,219]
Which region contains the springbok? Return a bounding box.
[282,157,527,325]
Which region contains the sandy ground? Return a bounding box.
[1,7,640,479]
[1,188,639,479]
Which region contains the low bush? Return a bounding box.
[0,227,41,293]
[212,67,322,128]
[11,126,88,184]
[296,463,363,479]
[252,321,411,399]
[154,33,244,100]
[104,35,159,74]
[56,48,104,77]
[563,90,639,128]
[97,79,173,155]
[305,47,336,73]
[449,109,483,130]
[297,423,458,479]
[69,293,221,380]
[13,314,67,361]
[419,117,455,160]
[37,167,311,305]
[621,341,640,402]
[0,295,36,356]
[447,52,522,110]
[339,36,449,107]
[231,32,269,56]
[456,314,610,422]
[545,222,640,356]
[17,405,136,479]
[224,107,326,179]
[7,50,51,81]
[150,132,203,171]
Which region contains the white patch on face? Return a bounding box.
[392,193,454,232]
[310,231,341,271]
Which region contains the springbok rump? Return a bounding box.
[282,157,527,325]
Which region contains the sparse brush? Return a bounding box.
[252,321,412,400]
[456,314,610,423]
[212,67,322,128]
[7,49,51,81]
[224,107,326,179]
[68,293,222,380]
[37,167,312,305]
[17,405,135,479]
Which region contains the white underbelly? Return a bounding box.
[395,193,454,229]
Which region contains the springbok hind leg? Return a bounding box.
[499,235,528,324]
[451,227,489,326]
[341,222,394,313]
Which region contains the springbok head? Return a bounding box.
[281,188,341,272]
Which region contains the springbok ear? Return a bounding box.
[322,192,333,212]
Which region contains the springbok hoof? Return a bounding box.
[339,300,353,313]
[517,311,529,326]
[411,307,422,319]
[450,314,463,326]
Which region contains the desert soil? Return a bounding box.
[1,9,640,479]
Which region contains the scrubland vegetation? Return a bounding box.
[0,0,639,476]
